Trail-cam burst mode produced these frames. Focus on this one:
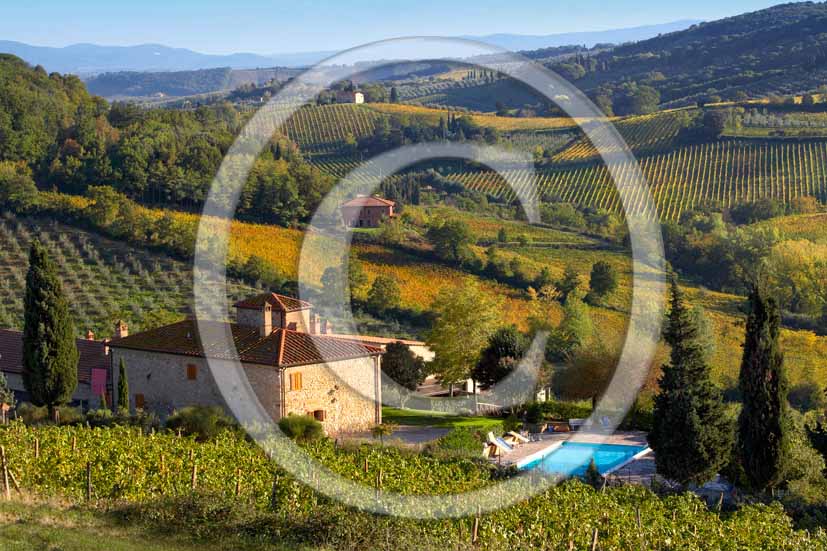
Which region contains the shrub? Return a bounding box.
[535,399,592,421]
[428,427,484,459]
[86,407,160,431]
[166,406,237,442]
[620,396,655,432]
[789,382,827,413]
[583,459,603,489]
[17,402,83,425]
[277,414,324,443]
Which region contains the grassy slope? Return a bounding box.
[0,499,300,551]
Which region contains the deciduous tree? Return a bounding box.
[426,282,501,392]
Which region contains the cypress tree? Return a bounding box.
[116,358,129,413]
[649,276,733,486]
[737,286,790,492]
[22,240,78,420]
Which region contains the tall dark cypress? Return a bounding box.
[116,357,129,412]
[737,286,789,492]
[649,276,733,486]
[22,241,78,418]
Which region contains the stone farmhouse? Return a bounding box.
[340,196,396,228]
[107,293,385,434]
[335,90,365,104]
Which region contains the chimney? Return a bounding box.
[261,304,273,337]
[321,319,333,335]
[114,320,128,339]
[86,329,95,341]
[309,311,321,335]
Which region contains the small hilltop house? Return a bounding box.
[340,196,396,228]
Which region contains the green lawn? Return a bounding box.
[382,406,504,430]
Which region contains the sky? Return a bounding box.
[4,0,783,54]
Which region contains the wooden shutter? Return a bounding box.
[313,409,326,422]
[289,372,303,391]
[135,393,145,409]
[186,364,198,380]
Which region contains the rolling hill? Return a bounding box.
[555,2,827,106]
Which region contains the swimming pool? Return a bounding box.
[520,442,649,476]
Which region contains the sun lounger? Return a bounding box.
[507,431,530,444]
[487,432,514,454]
[569,418,594,431]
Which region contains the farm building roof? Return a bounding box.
[340,196,395,208]
[108,320,383,368]
[0,329,109,385]
[233,293,313,312]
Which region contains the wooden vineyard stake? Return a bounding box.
[34,438,39,459]
[8,469,21,495]
[591,527,599,551]
[86,462,92,501]
[235,468,242,497]
[363,457,368,473]
[190,461,198,490]
[472,507,480,545]
[0,446,9,500]
[269,475,280,510]
[71,436,77,452]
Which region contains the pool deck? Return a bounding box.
[499,430,655,482]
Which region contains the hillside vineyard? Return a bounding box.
[448,141,827,220]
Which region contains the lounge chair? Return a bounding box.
[487,432,514,454]
[569,418,594,431]
[507,431,530,444]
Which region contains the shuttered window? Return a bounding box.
[135,393,145,409]
[289,372,303,391]
[186,364,198,380]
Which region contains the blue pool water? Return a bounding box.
[521,442,647,476]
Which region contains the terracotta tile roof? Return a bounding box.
[0,329,109,385]
[108,320,382,368]
[233,293,313,312]
[341,196,395,208]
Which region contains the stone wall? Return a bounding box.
[110,347,380,434]
[282,356,381,435]
[110,348,283,420]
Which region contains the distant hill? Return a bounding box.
[85,66,302,99]
[463,20,700,51]
[0,40,332,75]
[0,21,698,76]
[549,2,827,106]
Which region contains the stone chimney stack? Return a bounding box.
[114,320,128,339]
[261,304,273,337]
[309,311,321,335]
[321,319,333,335]
[86,330,95,341]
